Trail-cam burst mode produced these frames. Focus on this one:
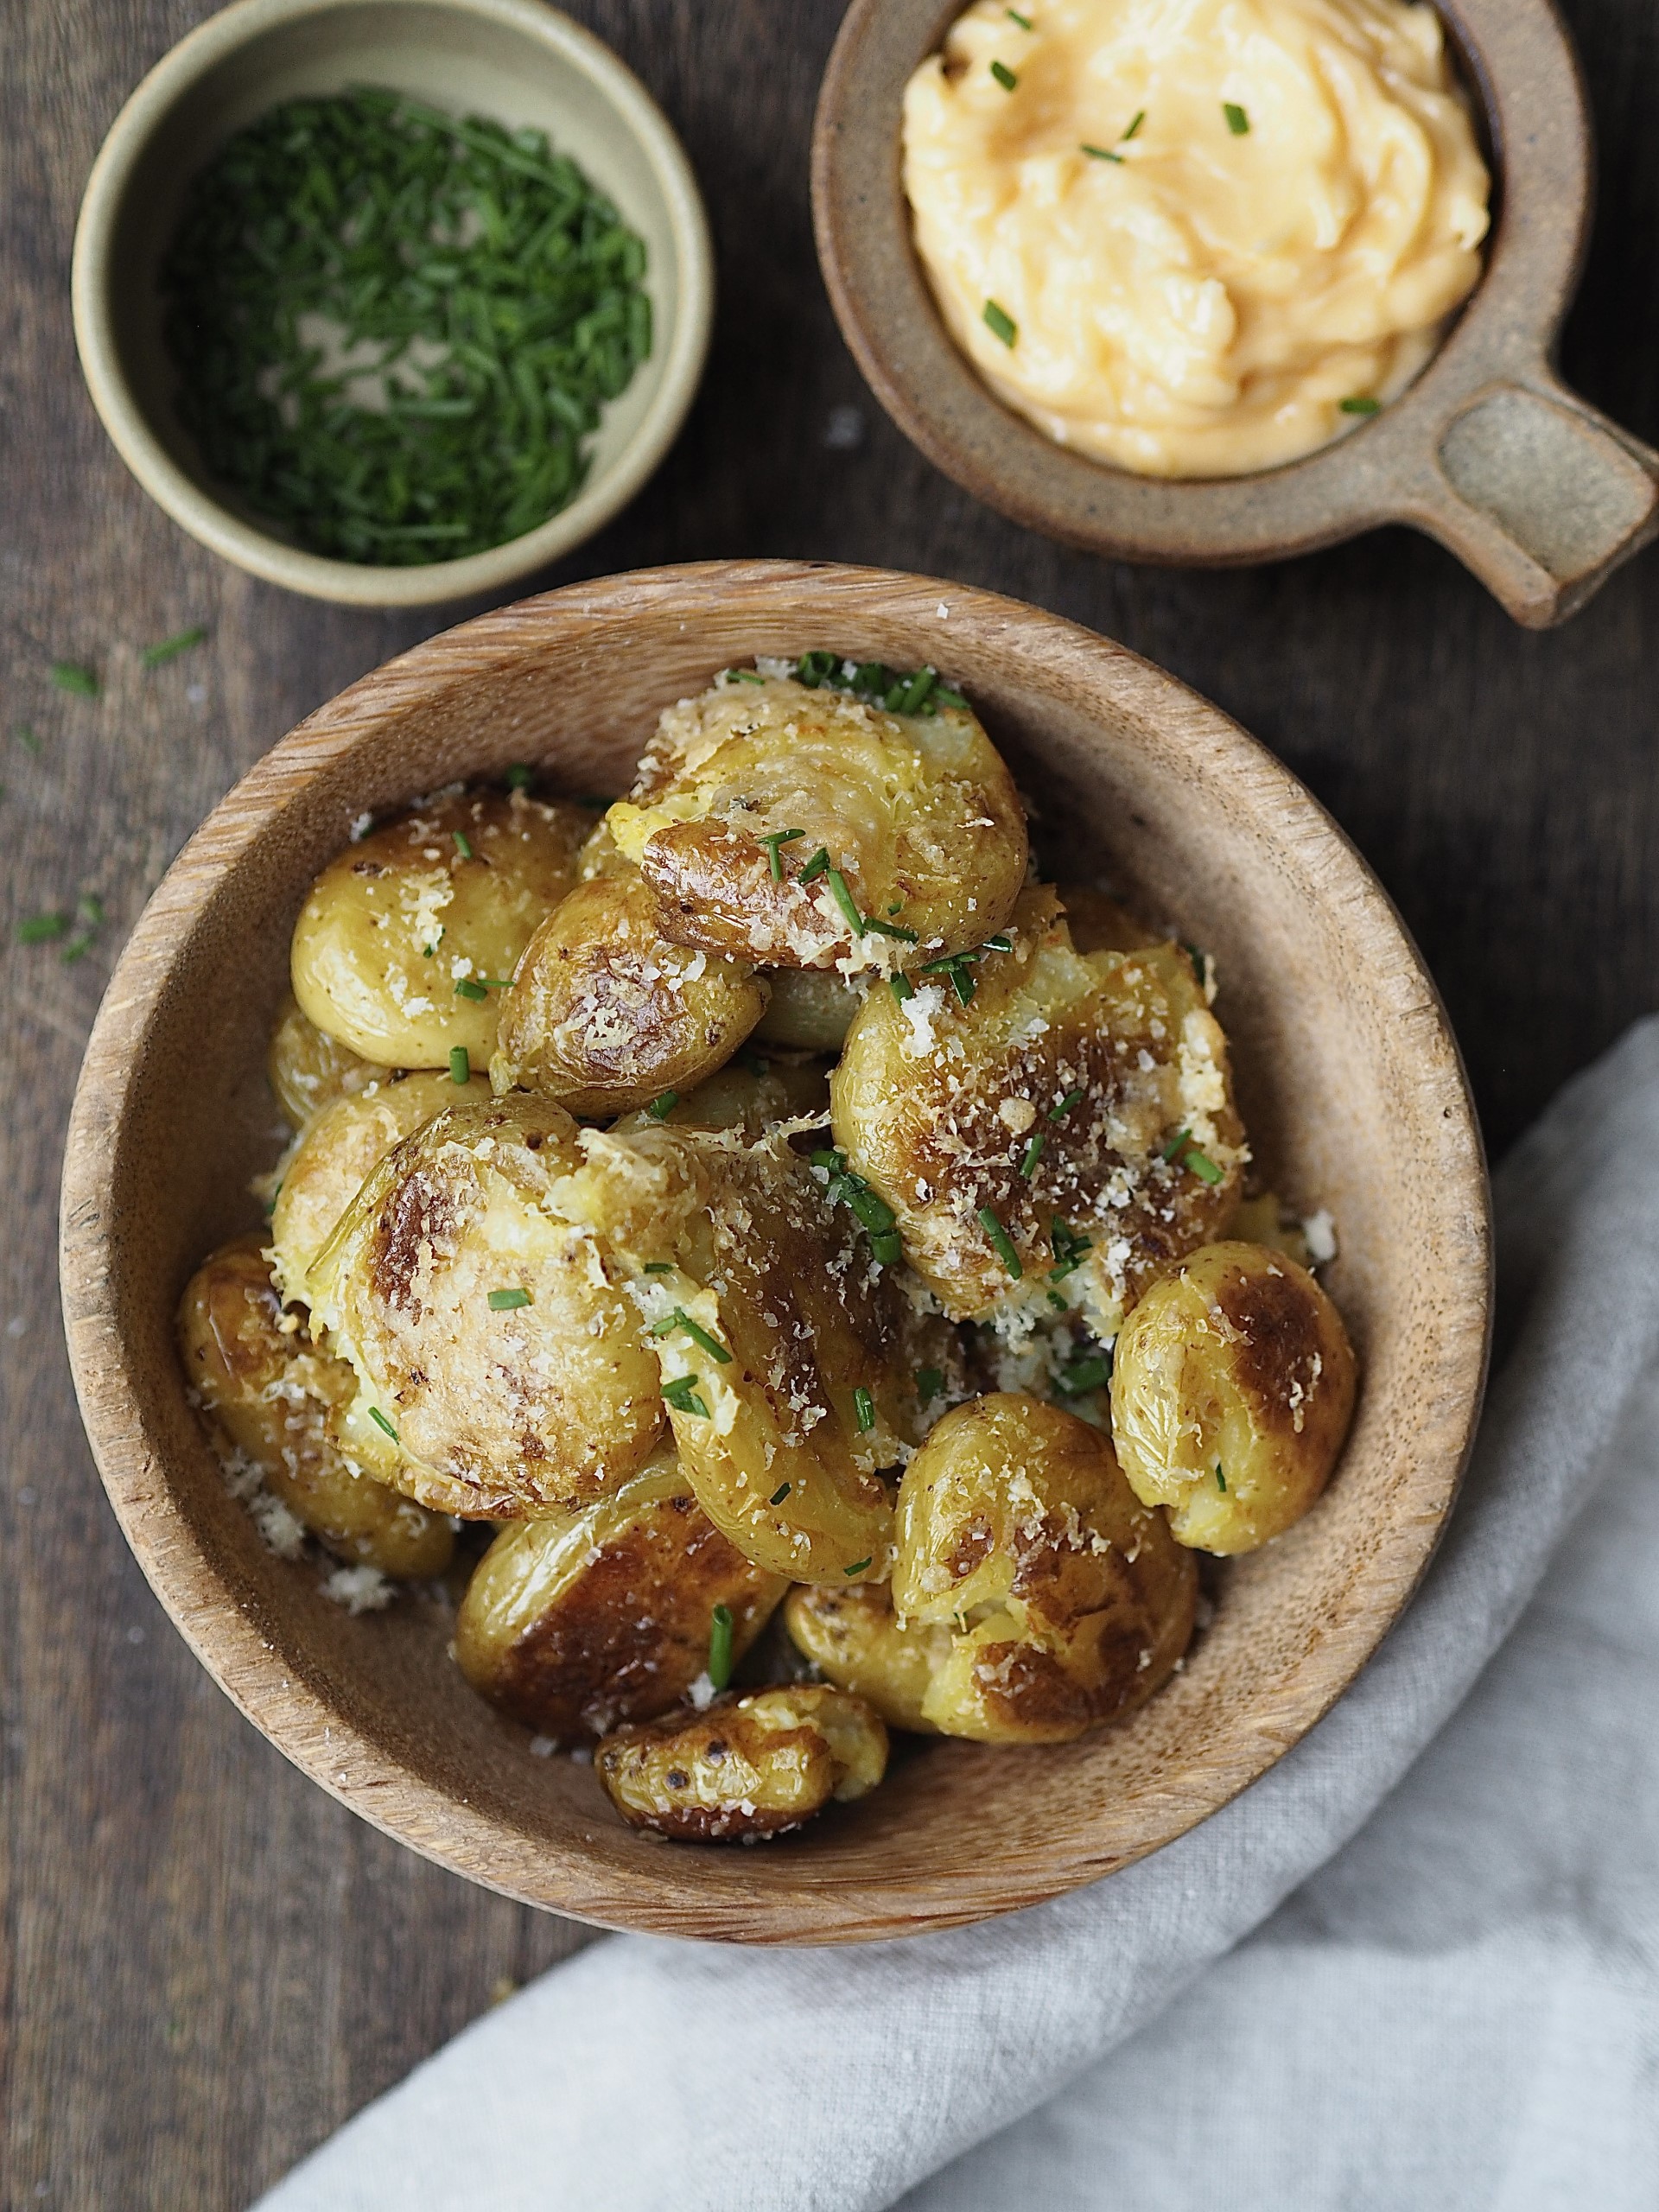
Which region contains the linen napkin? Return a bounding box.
[257,1016,1659,2212]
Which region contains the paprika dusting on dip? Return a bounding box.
[902,0,1491,478]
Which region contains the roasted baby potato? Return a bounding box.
[753,967,865,1052]
[830,887,1246,1331]
[267,990,378,1128]
[596,1684,887,1840]
[290,788,588,1069]
[1110,1242,1357,1554]
[454,1452,787,1738]
[890,1393,1196,1743]
[557,1125,905,1583]
[178,1234,454,1578]
[269,1066,490,1308]
[784,1581,950,1733]
[491,865,767,1114]
[605,671,1027,975]
[308,1094,666,1516]
[612,1055,830,1137]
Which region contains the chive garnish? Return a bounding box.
[16,913,68,944]
[871,1231,902,1267]
[934,686,969,709]
[890,973,917,1003]
[448,1046,470,1084]
[1224,102,1250,134]
[452,830,474,861]
[916,1367,944,1402]
[1185,1148,1225,1185]
[982,933,1013,953]
[51,662,99,698]
[1050,1087,1085,1120]
[1083,143,1123,162]
[798,845,830,883]
[983,300,1018,347]
[990,60,1018,90]
[1057,1353,1112,1396]
[643,1261,673,1274]
[853,1385,876,1433]
[843,1558,873,1577]
[1122,109,1146,139]
[708,1601,735,1690]
[793,650,840,688]
[505,763,532,789]
[1161,1127,1193,1162]
[770,1482,792,1505]
[1007,7,1033,24]
[487,1287,531,1310]
[724,667,766,684]
[142,626,207,669]
[663,1375,710,1417]
[651,1308,733,1363]
[1020,1133,1045,1178]
[760,827,805,880]
[1339,396,1382,416]
[1216,1465,1227,1491]
[454,976,489,1001]
[1049,1219,1092,1281]
[369,1407,398,1441]
[861,915,919,942]
[645,1090,679,1119]
[826,868,864,936]
[977,1206,1022,1278]
[896,666,938,714]
[1046,1289,1069,1311]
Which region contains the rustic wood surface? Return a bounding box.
[2,0,1656,2202]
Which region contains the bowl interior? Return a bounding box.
[61,563,1491,1942]
[82,0,704,600]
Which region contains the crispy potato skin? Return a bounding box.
[177,1234,454,1577]
[1110,1242,1357,1554]
[309,1096,665,1516]
[830,887,1246,1328]
[269,1068,490,1308]
[267,991,378,1128]
[783,1582,949,1733]
[290,790,588,1069]
[596,1685,888,1840]
[754,968,864,1052]
[492,868,767,1115]
[454,1454,787,1738]
[605,674,1027,973]
[891,1393,1196,1743]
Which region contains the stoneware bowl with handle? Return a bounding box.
[59,562,1492,1943]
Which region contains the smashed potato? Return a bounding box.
[831,886,1246,1330]
[455,1453,786,1738]
[492,866,767,1115]
[290,788,588,1068]
[754,967,864,1052]
[891,1394,1196,1743]
[611,1055,830,1136]
[784,1581,949,1733]
[308,1095,665,1516]
[267,991,378,1128]
[606,671,1027,975]
[596,1684,887,1840]
[178,1235,454,1578]
[1110,1242,1357,1554]
[268,1066,490,1308]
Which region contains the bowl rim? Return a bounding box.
[58,559,1494,1942]
[70,0,715,608]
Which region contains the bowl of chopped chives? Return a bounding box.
[73,0,713,606]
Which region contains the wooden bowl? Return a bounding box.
[59,561,1491,1943]
[814,0,1659,629]
[71,0,713,608]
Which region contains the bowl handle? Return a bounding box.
[1401,367,1659,627]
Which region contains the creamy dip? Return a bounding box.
[902,0,1491,477]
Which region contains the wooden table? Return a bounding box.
[3,1,1655,2201]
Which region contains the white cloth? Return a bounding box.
[257,1020,1659,2212]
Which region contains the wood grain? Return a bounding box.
[2,0,1656,2202]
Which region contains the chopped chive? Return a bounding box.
[810,1147,842,1173]
[60,933,97,965]
[1056,1353,1112,1395]
[448,1046,470,1084]
[141,626,208,670]
[793,650,840,688]
[1007,7,1033,24]
[1048,1218,1092,1281]
[369,1406,398,1441]
[487,1287,531,1311]
[853,1385,875,1433]
[1020,1133,1045,1178]
[645,1090,679,1120]
[846,1185,897,1235]
[1082,143,1124,162]
[651,1308,733,1363]
[888,901,903,916]
[1224,102,1250,135]
[798,845,830,884]
[917,1367,944,1402]
[51,661,99,698]
[897,666,938,714]
[1216,1465,1227,1491]
[79,894,105,926]
[708,1601,735,1690]
[861,915,919,942]
[1161,1126,1193,1163]
[843,1557,873,1577]
[760,827,805,880]
[890,973,916,1004]
[16,913,68,944]
[1185,1148,1225,1185]
[977,1205,1023,1279]
[770,1482,791,1505]
[982,933,1013,954]
[643,1261,673,1274]
[1049,1087,1086,1120]
[663,1374,710,1417]
[870,1230,903,1267]
[826,868,864,936]
[983,300,1018,348]
[1046,1289,1068,1311]
[505,763,532,790]
[452,830,474,860]
[725,667,766,684]
[454,976,489,1001]
[934,686,969,710]
[1339,396,1382,416]
[990,60,1019,90]
[1122,108,1147,140]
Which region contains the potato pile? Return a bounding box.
[178,658,1357,1844]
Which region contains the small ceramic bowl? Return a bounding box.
[72,0,713,607]
[814,0,1659,628]
[60,562,1491,1942]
